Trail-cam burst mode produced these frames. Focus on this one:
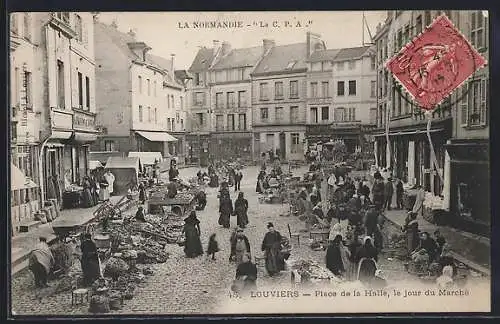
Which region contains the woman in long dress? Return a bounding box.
[261,222,285,277]
[230,228,251,264]
[234,192,249,228]
[256,170,266,193]
[80,233,101,286]
[326,234,346,277]
[183,211,204,258]
[218,193,233,229]
[235,253,258,293]
[355,236,378,284]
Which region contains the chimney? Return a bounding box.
[110,19,118,28]
[221,41,231,56]
[306,31,322,58]
[127,29,136,39]
[170,54,175,73]
[263,39,275,54]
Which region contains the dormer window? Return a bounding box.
[55,12,70,24]
[286,61,296,69]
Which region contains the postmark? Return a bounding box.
[386,14,487,111]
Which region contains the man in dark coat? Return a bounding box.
[364,205,379,237]
[384,178,394,211]
[371,174,385,211]
[396,179,404,210]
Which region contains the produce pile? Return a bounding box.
[291,260,337,280]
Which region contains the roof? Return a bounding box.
[104,157,140,170]
[307,49,341,62]
[252,43,307,75]
[11,163,37,191]
[333,46,373,62]
[211,46,263,70]
[146,53,184,88]
[189,47,216,71]
[175,70,192,81]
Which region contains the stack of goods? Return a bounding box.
[50,242,74,276]
[423,193,447,224]
[291,260,340,284]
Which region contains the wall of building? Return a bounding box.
[210,81,252,131]
[94,22,132,137]
[306,68,333,125]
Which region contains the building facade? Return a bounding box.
[374,11,453,196]
[10,12,42,227]
[92,20,187,165]
[251,40,310,161]
[443,10,490,230]
[306,45,377,153]
[34,12,98,203]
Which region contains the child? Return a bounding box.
[207,233,220,260]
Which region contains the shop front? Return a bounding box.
[210,132,253,162]
[445,140,489,231]
[135,130,177,158]
[186,133,211,167]
[306,124,362,154]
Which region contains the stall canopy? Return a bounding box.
[11,163,37,191]
[104,157,140,195]
[89,151,125,164]
[88,160,104,170]
[128,152,163,166]
[136,131,177,142]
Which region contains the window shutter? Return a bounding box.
[480,79,487,125]
[460,86,468,126]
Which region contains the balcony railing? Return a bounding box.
[73,108,97,132]
[215,126,249,132]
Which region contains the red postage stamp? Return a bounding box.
[386,14,487,110]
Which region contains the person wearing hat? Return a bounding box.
[230,227,251,265]
[261,223,285,276]
[384,177,394,211]
[371,173,385,211]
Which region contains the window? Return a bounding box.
[416,15,423,35]
[227,114,235,130]
[85,77,90,109]
[311,62,322,71]
[337,62,344,71]
[238,91,246,107]
[196,113,204,128]
[11,13,18,34]
[310,107,318,124]
[227,92,235,108]
[216,92,223,108]
[322,81,329,97]
[291,133,300,154]
[275,107,284,122]
[167,118,171,130]
[397,29,403,49]
[138,76,142,93]
[260,108,269,122]
[77,72,83,107]
[311,82,318,98]
[465,79,488,126]
[290,81,299,98]
[13,67,19,107]
[321,106,329,121]
[348,108,356,121]
[57,60,65,108]
[215,115,224,131]
[24,71,32,109]
[147,106,151,122]
[424,11,432,27]
[23,13,31,40]
[194,92,204,106]
[370,107,377,124]
[348,80,356,95]
[260,82,268,100]
[335,107,346,121]
[471,11,486,50]
[56,12,71,24]
[238,114,246,130]
[275,82,283,99]
[290,106,299,123]
[194,73,201,86]
[154,108,158,123]
[75,14,83,42]
[337,81,345,96]
[104,141,115,151]
[370,56,376,70]
[171,95,175,109]
[348,61,356,70]
[138,105,143,122]
[154,81,157,96]
[370,81,376,97]
[147,79,150,96]
[181,119,184,130]
[172,119,175,131]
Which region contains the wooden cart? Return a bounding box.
[147,194,196,217]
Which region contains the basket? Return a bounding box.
[94,234,111,249]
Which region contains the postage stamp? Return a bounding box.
[385,14,487,110]
[9,10,490,316]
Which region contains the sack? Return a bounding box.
[231,279,245,293]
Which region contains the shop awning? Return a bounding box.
[51,131,73,140]
[136,131,177,142]
[373,128,444,137]
[128,152,163,165]
[11,163,37,191]
[73,132,98,143]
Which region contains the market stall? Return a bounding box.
[104,157,140,195]
[128,152,163,177]
[289,259,343,287]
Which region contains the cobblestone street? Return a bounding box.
[10,166,487,315]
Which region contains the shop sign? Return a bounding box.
[73,111,96,131]
[51,110,72,130]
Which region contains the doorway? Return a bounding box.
[279,132,286,160]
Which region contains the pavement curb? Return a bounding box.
[382,213,490,277]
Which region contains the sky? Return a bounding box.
[98,11,388,70]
